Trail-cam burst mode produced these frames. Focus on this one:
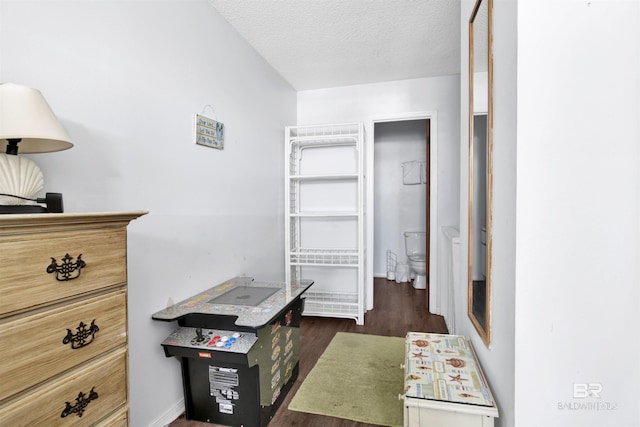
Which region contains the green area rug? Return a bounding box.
[289,332,405,426]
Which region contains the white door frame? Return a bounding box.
[366,111,439,312]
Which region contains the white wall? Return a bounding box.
[459,1,640,427]
[298,76,461,309]
[515,1,640,426]
[373,120,427,276]
[0,1,296,426]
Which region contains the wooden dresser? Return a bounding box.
[0,211,146,427]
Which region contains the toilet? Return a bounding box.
[404,231,427,289]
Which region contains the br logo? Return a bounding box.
[573,383,602,398]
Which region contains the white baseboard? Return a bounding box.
[147,398,184,427]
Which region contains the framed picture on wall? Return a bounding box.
[195,113,224,149]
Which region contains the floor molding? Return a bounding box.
[147,398,184,427]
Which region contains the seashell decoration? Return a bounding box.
[446,358,466,368]
[0,154,44,205]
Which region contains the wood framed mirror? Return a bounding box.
[468,0,492,346]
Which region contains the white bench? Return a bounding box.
[400,332,499,426]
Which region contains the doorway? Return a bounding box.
[366,112,437,312]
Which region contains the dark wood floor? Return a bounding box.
[168,278,448,427]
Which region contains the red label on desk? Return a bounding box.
[198,352,212,359]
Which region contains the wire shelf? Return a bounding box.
[302,291,360,318]
[285,122,365,325]
[290,248,359,266]
[288,123,360,139]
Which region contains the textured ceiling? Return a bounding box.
[208,0,461,90]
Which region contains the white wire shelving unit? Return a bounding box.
[285,123,366,325]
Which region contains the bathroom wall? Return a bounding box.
[0,1,296,426]
[373,120,427,277]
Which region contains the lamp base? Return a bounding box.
[0,193,63,214]
[0,205,48,214]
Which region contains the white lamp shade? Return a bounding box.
[0,83,73,153]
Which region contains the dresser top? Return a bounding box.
[152,276,313,327]
[0,211,147,233]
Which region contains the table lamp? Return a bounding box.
[0,83,73,213]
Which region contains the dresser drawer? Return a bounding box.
[0,348,128,427]
[0,290,127,401]
[0,228,127,316]
[94,406,128,427]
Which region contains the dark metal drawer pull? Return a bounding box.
[63,320,99,349]
[60,387,99,418]
[47,253,86,281]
